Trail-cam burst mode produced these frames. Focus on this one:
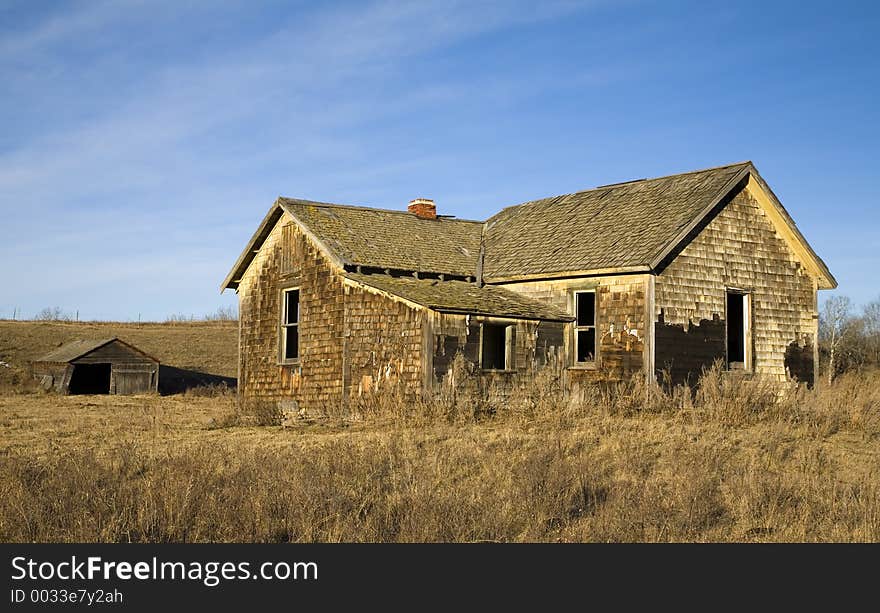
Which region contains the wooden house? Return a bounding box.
[221,162,835,410]
[32,338,160,395]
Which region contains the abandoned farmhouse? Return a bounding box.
[222,162,836,410]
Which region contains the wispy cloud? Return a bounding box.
[0,0,598,319]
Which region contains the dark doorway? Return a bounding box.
[726,292,746,367]
[69,363,111,394]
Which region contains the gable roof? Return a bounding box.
[221,161,835,295]
[344,273,572,322]
[482,162,835,288]
[36,338,118,363]
[482,162,752,280]
[34,338,159,364]
[282,199,483,277]
[221,199,483,291]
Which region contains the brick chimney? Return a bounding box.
[408,198,436,220]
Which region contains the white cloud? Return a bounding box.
[0,0,599,319]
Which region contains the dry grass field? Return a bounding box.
[0,321,878,543]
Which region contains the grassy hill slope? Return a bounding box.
[0,320,238,390]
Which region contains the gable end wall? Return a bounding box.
[654,185,817,384]
[237,215,345,408]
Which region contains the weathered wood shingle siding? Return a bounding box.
[429,315,561,375]
[499,274,650,385]
[654,184,817,384]
[238,216,345,408]
[342,282,426,402]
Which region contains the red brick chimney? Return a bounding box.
[408,198,436,220]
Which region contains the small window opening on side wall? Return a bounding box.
[726,290,751,370]
[481,323,514,371]
[574,291,596,363]
[281,288,300,362]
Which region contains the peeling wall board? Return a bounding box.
[430,313,565,389]
[500,274,650,383]
[343,281,425,402]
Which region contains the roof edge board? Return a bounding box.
[433,307,573,322]
[742,174,837,289]
[646,165,836,290]
[341,276,429,312]
[648,165,753,272]
[220,201,286,292]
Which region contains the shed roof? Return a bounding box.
[344,273,573,321]
[34,338,159,364]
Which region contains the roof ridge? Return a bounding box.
[490,161,754,217]
[596,160,753,188]
[280,197,484,223]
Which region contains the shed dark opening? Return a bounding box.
[68,364,111,394]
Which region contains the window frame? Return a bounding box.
[479,321,515,372]
[279,286,300,365]
[725,288,753,371]
[573,290,597,366]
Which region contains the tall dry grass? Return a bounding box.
[0,362,878,543]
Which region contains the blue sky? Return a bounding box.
[1,0,877,321]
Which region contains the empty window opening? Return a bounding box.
[481,323,513,370]
[68,363,111,395]
[726,291,750,368]
[575,291,596,363]
[281,288,300,362]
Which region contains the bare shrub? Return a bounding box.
[183,382,235,398]
[33,307,70,321]
[246,399,285,426]
[205,305,238,322]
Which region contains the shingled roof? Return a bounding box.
[34,338,159,364]
[36,339,119,363]
[222,161,835,302]
[482,162,752,281]
[282,199,482,278]
[344,273,572,321]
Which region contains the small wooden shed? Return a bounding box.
[32,338,159,395]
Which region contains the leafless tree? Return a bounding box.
[209,305,239,321]
[861,297,880,365]
[819,295,854,384]
[33,306,68,321]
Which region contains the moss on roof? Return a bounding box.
[282,199,483,278]
[482,162,751,280]
[344,273,573,321]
